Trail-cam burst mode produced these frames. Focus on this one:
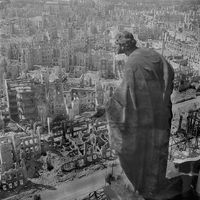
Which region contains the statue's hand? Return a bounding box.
[108,125,123,155]
[91,106,106,118]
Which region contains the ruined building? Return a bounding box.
[0,129,41,192]
[5,79,38,122]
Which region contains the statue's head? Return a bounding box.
[115,31,137,55]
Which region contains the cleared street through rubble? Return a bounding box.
[40,164,121,200]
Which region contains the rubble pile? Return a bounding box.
[170,103,200,162]
[0,117,117,199]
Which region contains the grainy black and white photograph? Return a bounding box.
[1,0,200,200]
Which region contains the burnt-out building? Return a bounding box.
[5,79,38,122]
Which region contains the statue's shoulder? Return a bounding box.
[131,48,160,57]
[126,48,150,69]
[127,48,163,72]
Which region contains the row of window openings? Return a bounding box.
[1,180,24,191]
[21,138,38,146]
[22,146,39,153]
[1,172,24,181]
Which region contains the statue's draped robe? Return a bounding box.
[106,48,176,199]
